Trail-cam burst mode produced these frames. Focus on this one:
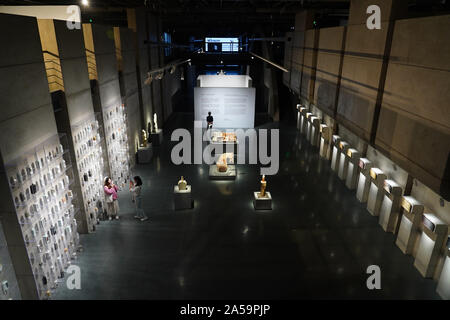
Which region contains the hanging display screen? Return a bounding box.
[205,37,239,52]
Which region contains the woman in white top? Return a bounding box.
[129,176,148,222]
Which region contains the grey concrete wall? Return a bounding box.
[53,19,97,234]
[116,27,141,166]
[0,221,21,300]
[0,13,55,300]
[129,8,153,132]
[336,21,390,141]
[300,29,319,101]
[313,26,346,117]
[283,32,293,87]
[375,15,450,200]
[286,2,450,214]
[289,31,304,95]
[147,13,163,127]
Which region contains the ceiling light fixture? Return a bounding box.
[82,0,89,6]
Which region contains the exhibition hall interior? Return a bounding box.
[0,0,449,301]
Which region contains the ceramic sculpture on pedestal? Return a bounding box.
[153,113,158,132]
[259,175,267,198]
[178,176,187,190]
[141,129,148,147]
[216,154,228,172]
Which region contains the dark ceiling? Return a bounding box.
[0,0,448,37]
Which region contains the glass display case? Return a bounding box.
[71,116,105,230]
[103,104,131,189]
[4,133,79,299]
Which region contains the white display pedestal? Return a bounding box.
[173,185,192,210]
[209,165,236,180]
[296,108,301,130]
[305,113,313,142]
[414,214,448,278]
[356,158,372,203]
[437,248,450,300]
[137,145,153,164]
[395,196,424,255]
[309,116,321,147]
[366,168,387,217]
[253,192,272,210]
[378,180,402,233]
[345,148,361,190]
[150,129,163,147]
[299,108,308,135]
[337,141,350,180]
[330,135,342,172]
[319,124,332,160]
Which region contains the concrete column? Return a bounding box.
[83,23,131,189]
[0,13,61,300]
[128,8,154,134]
[114,26,142,168]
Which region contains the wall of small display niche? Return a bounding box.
[0,222,21,300]
[4,133,80,299]
[103,104,131,189]
[72,115,105,232]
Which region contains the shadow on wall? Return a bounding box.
[315,78,338,116]
[336,85,372,136]
[376,106,450,201]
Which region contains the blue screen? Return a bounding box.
[205,37,239,52]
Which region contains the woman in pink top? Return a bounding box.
[104,177,120,220]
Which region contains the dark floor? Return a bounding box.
[53,112,440,300]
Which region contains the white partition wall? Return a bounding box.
[197,74,252,88]
[194,87,256,128]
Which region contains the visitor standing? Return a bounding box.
[104,177,120,220]
[129,176,148,222]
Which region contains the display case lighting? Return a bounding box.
[370,168,383,180]
[423,214,436,232]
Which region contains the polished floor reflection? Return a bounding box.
[53,113,440,299]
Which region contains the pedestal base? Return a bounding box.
[150,129,163,147]
[253,191,272,210]
[173,185,192,210]
[209,165,236,180]
[137,145,153,163]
